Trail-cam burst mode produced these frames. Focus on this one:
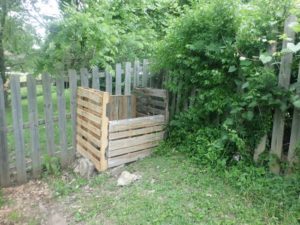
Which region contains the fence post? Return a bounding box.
[69,69,78,156]
[80,68,89,88]
[27,75,41,178]
[133,60,139,88]
[10,75,27,184]
[116,63,122,95]
[125,62,132,95]
[105,70,112,94]
[42,73,55,156]
[0,77,9,186]
[270,15,297,174]
[288,62,300,169]
[92,66,100,90]
[56,76,68,166]
[142,59,148,87]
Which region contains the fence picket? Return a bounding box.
[69,69,77,155]
[105,70,112,94]
[92,67,100,90]
[0,77,9,186]
[288,62,300,167]
[56,77,68,166]
[142,59,148,87]
[133,60,139,88]
[42,73,55,156]
[80,68,89,87]
[125,62,132,95]
[270,15,297,174]
[116,63,122,95]
[10,75,27,184]
[27,75,41,178]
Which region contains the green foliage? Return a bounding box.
[37,0,182,74]
[43,155,61,176]
[154,0,299,167]
[0,189,4,208]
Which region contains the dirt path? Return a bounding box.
[0,181,69,225]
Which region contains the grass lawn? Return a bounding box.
[46,154,298,225]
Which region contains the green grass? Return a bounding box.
[47,154,299,225]
[0,189,4,208]
[5,85,73,162]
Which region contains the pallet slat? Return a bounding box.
[109,125,164,140]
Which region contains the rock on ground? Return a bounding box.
[74,157,95,179]
[117,171,142,186]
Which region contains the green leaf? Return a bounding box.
[287,43,300,53]
[228,66,237,73]
[259,53,272,64]
[241,82,249,89]
[293,100,300,109]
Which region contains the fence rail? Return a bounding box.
[0,59,153,186]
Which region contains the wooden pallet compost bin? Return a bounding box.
[76,87,168,171]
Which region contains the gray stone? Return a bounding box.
[117,171,142,186]
[74,158,95,179]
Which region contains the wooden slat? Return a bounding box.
[125,62,131,95]
[77,87,103,104]
[109,125,164,140]
[100,92,109,171]
[109,131,164,151]
[108,149,152,168]
[80,68,89,87]
[77,125,101,146]
[76,135,100,158]
[288,62,300,167]
[142,59,148,87]
[105,70,112,94]
[77,108,101,126]
[92,66,100,90]
[115,63,122,95]
[77,144,101,171]
[77,98,102,114]
[0,77,9,186]
[137,104,165,115]
[77,116,101,135]
[10,75,27,184]
[42,73,55,156]
[109,115,165,132]
[134,88,167,99]
[69,69,78,155]
[109,141,159,157]
[270,15,297,174]
[27,75,41,178]
[56,77,68,166]
[133,60,139,88]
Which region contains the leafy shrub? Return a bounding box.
[43,156,61,176]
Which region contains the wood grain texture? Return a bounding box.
[115,63,122,95]
[10,75,27,184]
[69,69,78,155]
[92,66,100,90]
[80,68,89,88]
[125,62,132,95]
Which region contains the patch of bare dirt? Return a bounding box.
[0,180,69,225]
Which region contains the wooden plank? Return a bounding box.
[69,69,78,155]
[10,75,27,184]
[42,73,55,156]
[76,135,100,158]
[125,62,132,95]
[27,75,41,178]
[92,66,100,90]
[109,115,165,132]
[137,104,165,115]
[108,148,152,168]
[77,108,101,126]
[77,87,103,104]
[133,60,140,88]
[134,88,167,99]
[288,62,300,167]
[100,92,109,171]
[80,68,89,87]
[270,15,297,174]
[77,144,101,171]
[56,77,68,167]
[77,116,101,137]
[115,63,122,95]
[109,131,165,151]
[77,98,102,114]
[109,141,159,157]
[0,77,9,186]
[105,70,112,94]
[142,59,148,87]
[131,95,137,118]
[77,125,101,146]
[109,125,164,140]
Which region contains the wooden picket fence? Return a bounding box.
[0,59,154,187]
